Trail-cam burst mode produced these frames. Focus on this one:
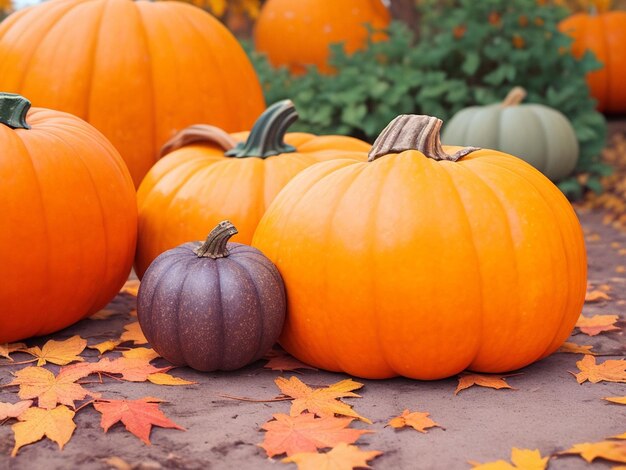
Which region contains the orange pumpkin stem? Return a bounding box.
[160,125,238,157]
[368,115,479,162]
[0,93,31,130]
[195,220,238,259]
[590,0,612,14]
[502,87,527,107]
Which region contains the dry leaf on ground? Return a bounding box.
[101,457,132,470]
[0,342,27,361]
[0,400,33,420]
[387,409,443,433]
[455,373,517,395]
[557,342,596,355]
[264,349,317,372]
[604,396,626,405]
[88,340,122,355]
[120,322,148,345]
[259,413,372,458]
[146,373,196,386]
[586,290,611,302]
[469,447,548,469]
[24,335,87,366]
[560,441,626,464]
[121,280,140,296]
[282,442,382,470]
[572,355,626,384]
[275,376,371,424]
[122,347,160,361]
[9,366,96,409]
[576,314,621,336]
[11,405,76,456]
[614,433,626,440]
[62,357,169,383]
[93,397,184,445]
[88,309,118,320]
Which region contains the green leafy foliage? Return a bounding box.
[245,0,609,197]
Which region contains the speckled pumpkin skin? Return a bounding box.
[137,241,286,371]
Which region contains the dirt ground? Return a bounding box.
[0,209,624,470]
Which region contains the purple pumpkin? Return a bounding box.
[137,221,286,371]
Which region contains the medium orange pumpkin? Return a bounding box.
[0,93,137,343]
[559,1,626,113]
[254,0,390,74]
[252,114,587,380]
[135,100,369,278]
[0,0,265,187]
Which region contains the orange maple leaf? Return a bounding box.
[259,413,372,458]
[11,405,76,456]
[93,397,184,445]
[122,347,160,361]
[604,396,626,405]
[557,342,596,355]
[24,335,87,366]
[0,400,33,420]
[560,440,626,464]
[572,355,626,384]
[9,366,96,409]
[576,314,621,336]
[120,322,148,345]
[0,342,26,361]
[120,279,140,296]
[388,409,443,433]
[470,447,548,469]
[88,340,122,355]
[264,349,317,372]
[275,376,371,424]
[88,309,118,320]
[146,373,196,386]
[61,357,169,382]
[455,373,517,395]
[585,290,611,302]
[282,442,382,470]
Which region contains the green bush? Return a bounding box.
[245,0,609,198]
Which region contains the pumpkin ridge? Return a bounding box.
[82,0,108,124]
[527,107,550,173]
[233,249,284,287]
[214,258,228,369]
[173,258,195,368]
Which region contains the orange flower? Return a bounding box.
[488,11,501,26]
[518,15,529,27]
[453,25,467,39]
[534,17,545,26]
[512,34,525,49]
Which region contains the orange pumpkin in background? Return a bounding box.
[559,0,626,113]
[0,0,265,186]
[0,93,137,343]
[254,0,391,74]
[135,100,369,278]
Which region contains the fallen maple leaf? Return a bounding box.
[275,376,371,424]
[617,266,626,274]
[88,309,118,320]
[122,347,160,361]
[88,340,122,355]
[470,448,548,469]
[121,279,140,296]
[264,349,317,372]
[585,290,611,302]
[23,335,87,366]
[573,355,626,384]
[12,405,76,456]
[93,397,183,445]
[62,357,168,382]
[120,322,148,345]
[560,440,626,464]
[146,373,196,386]
[0,342,27,361]
[0,400,33,420]
[259,413,372,458]
[388,409,443,433]
[557,342,596,355]
[282,442,382,470]
[9,366,96,409]
[455,373,516,395]
[604,396,626,405]
[576,314,621,336]
[614,433,626,440]
[102,456,132,470]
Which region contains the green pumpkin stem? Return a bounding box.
[225,99,297,159]
[195,221,238,259]
[0,93,31,130]
[368,115,479,162]
[502,87,527,107]
[160,125,238,157]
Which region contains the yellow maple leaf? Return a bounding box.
[604,396,626,405]
[88,340,122,355]
[470,448,548,469]
[275,376,371,424]
[282,443,382,470]
[122,347,160,361]
[0,400,33,420]
[561,440,626,464]
[573,355,626,384]
[614,433,626,440]
[576,314,620,336]
[120,322,148,345]
[0,342,26,361]
[24,335,87,366]
[585,289,611,302]
[147,373,196,386]
[557,342,595,355]
[12,405,76,456]
[455,373,516,395]
[120,279,140,296]
[388,409,443,433]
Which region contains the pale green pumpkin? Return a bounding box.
[442,87,579,181]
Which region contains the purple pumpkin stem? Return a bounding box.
[194,221,238,259]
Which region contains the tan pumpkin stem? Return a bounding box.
[590,0,611,14]
[194,220,238,259]
[368,115,479,162]
[160,125,238,157]
[502,87,527,107]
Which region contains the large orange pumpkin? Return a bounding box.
[252,114,587,380]
[0,93,137,343]
[0,0,265,186]
[254,0,390,74]
[559,1,626,113]
[135,100,369,278]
